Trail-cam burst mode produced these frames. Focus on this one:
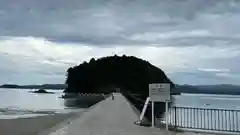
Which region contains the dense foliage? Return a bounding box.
[65,55,175,120]
[65,55,173,94]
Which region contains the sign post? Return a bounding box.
[165,100,169,130]
[149,83,170,130]
[152,100,154,128]
[139,97,150,122]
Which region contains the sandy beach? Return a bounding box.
[0,112,80,135]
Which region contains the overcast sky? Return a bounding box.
[1,0,240,85]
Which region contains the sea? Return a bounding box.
[167,93,240,132]
[0,88,240,132]
[0,88,83,119]
[174,93,240,110]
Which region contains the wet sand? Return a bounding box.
[0,112,80,135]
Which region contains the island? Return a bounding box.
[0,84,67,90]
[64,55,175,120]
[30,89,54,94]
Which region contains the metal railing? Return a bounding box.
[125,92,240,133]
[165,107,240,132]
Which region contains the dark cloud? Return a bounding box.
[1,0,240,46]
[1,0,240,85]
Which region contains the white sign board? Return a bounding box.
[149,83,170,102]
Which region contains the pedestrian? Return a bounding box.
[112,93,114,100]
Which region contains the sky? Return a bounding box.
[1,0,240,85]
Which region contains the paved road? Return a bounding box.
[45,93,216,135]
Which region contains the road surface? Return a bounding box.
[42,93,217,135]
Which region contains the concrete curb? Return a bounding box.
[37,111,86,135]
[121,94,150,126]
[38,94,112,135]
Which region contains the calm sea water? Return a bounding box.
[165,94,240,132]
[0,88,83,119]
[174,93,240,109]
[1,88,240,131]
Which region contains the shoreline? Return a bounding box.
[0,112,83,135]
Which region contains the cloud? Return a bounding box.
[1,37,240,85]
[1,0,240,46]
[1,0,240,85]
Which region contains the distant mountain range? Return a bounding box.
[1,84,240,95]
[172,84,240,95]
[0,84,67,90]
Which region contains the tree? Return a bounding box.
[65,55,175,119]
[65,55,173,94]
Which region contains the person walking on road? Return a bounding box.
[112,93,114,100]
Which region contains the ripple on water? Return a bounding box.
[0,107,58,119]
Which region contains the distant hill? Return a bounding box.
[2,83,239,95]
[173,84,240,95]
[65,55,174,94]
[65,55,174,120]
[0,84,67,90]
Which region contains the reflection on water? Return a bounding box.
[64,97,105,108]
